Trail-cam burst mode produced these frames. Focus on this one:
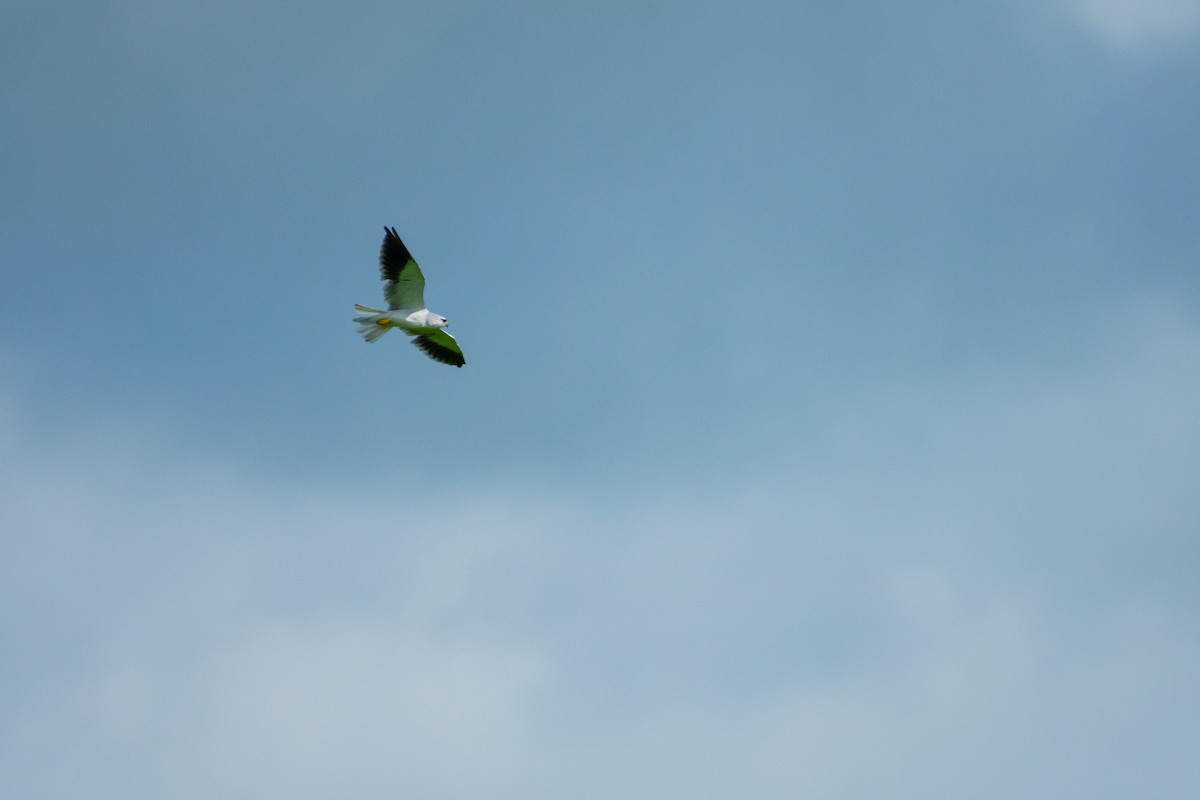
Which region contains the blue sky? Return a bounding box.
[2,1,1199,796]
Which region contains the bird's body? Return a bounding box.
[357,307,448,335]
[353,227,466,367]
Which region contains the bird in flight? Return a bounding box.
[354,226,465,367]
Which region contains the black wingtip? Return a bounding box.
[379,227,416,282]
[411,335,466,367]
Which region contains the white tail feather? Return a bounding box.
[353,305,392,343]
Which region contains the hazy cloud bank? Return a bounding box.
[2,297,1198,798]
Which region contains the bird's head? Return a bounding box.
[419,309,449,328]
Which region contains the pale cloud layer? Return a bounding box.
[3,297,1198,798]
[1059,0,1200,52]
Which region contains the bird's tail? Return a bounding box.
[353,304,393,343]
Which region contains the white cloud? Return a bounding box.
[2,296,1199,798]
[1058,0,1200,52]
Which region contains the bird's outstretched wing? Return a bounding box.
[411,329,466,367]
[379,226,426,311]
